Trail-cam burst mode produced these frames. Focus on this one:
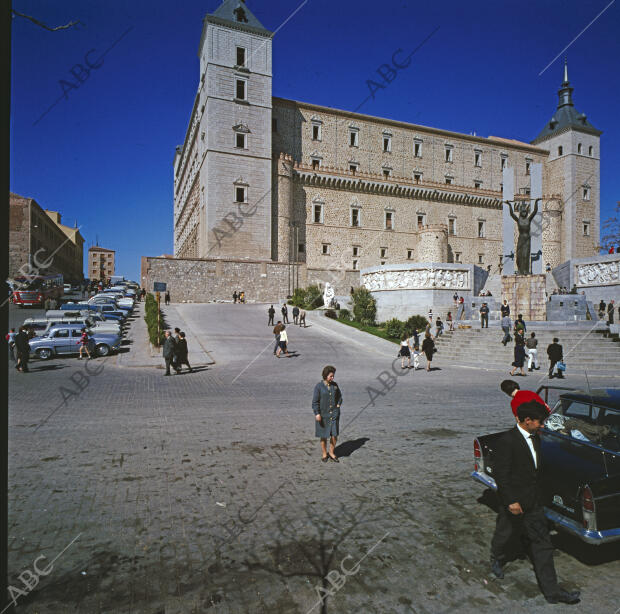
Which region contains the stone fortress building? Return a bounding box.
[148,0,604,304]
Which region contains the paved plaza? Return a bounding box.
[7,303,620,613]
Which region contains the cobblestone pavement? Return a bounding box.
[6,303,620,613]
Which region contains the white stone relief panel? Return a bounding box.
[362,268,469,291]
[576,260,620,287]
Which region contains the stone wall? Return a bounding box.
[501,274,547,321]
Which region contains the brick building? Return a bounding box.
[157,0,602,302]
[88,246,116,282]
[9,192,84,282]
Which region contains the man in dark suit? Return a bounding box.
[490,401,580,604]
[547,337,564,379]
[162,331,176,376]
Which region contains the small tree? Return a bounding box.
[384,318,405,339]
[405,315,428,335]
[351,287,376,325]
[600,202,619,252]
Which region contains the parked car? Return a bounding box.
[472,386,620,545]
[29,323,122,359]
[23,314,121,337]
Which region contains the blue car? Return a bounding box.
[28,324,122,359]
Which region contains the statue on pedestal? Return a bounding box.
[323,282,335,308]
[505,198,540,275]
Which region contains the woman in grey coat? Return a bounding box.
[312,365,342,463]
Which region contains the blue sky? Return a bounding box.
[10,0,620,281]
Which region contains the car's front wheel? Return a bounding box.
[96,344,110,356]
[37,348,52,360]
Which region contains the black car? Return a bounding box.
[473,387,620,545]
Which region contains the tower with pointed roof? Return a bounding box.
[533,60,602,263]
[173,0,274,260]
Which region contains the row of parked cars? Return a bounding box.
[22,282,139,360]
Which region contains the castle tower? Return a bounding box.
[191,0,273,260]
[533,60,602,262]
[417,224,448,263]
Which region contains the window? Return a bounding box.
[577,143,582,154]
[407,249,413,260]
[236,46,246,67]
[351,208,360,227]
[235,132,246,148]
[312,159,320,170]
[380,248,387,258]
[383,169,390,179]
[583,222,590,236]
[53,329,69,338]
[321,243,330,255]
[235,186,246,203]
[352,246,359,257]
[313,204,323,223]
[445,177,452,185]
[583,186,591,200]
[385,211,393,230]
[454,252,462,263]
[417,214,425,228]
[312,123,322,141]
[525,161,531,175]
[349,129,359,147]
[352,260,358,270]
[448,218,456,236]
[474,180,482,189]
[272,118,278,132]
[588,145,593,156]
[558,146,563,156]
[474,151,482,167]
[413,173,421,184]
[478,254,484,264]
[383,135,391,152]
[414,141,422,157]
[235,79,246,100]
[298,243,305,253]
[501,155,507,170]
[478,220,485,238]
[349,163,358,174]
[445,147,453,162]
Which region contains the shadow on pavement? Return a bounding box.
[335,437,370,458]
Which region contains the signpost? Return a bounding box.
[153,283,166,346]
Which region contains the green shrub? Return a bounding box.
[144,293,167,346]
[289,287,306,308]
[288,285,324,310]
[405,314,428,335]
[338,308,352,321]
[324,309,337,319]
[384,318,406,339]
[351,287,376,325]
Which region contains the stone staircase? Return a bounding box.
[432,323,620,376]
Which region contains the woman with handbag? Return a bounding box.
[422,331,435,372]
[312,365,342,463]
[398,333,412,369]
[509,330,526,376]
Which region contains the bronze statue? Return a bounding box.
[505,198,540,275]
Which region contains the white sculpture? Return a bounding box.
[323,282,335,308]
[576,259,620,287]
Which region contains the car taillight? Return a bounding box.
[474,439,481,472]
[581,485,597,531]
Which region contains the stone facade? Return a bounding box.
[88,246,115,281]
[501,274,547,321]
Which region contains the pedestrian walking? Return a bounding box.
[299,309,306,327]
[514,314,527,334]
[233,291,238,304]
[312,365,342,463]
[500,300,510,318]
[598,299,606,320]
[162,331,176,376]
[489,401,580,605]
[398,333,412,369]
[453,292,458,307]
[175,332,193,372]
[446,311,454,331]
[608,300,615,324]
[458,295,465,320]
[428,308,433,323]
[281,304,289,323]
[6,328,16,363]
[141,288,146,301]
[267,304,275,326]
[239,291,245,303]
[422,331,435,372]
[500,380,550,417]
[275,325,291,358]
[172,327,182,372]
[509,330,527,376]
[435,317,444,337]
[273,321,283,355]
[292,305,300,325]
[547,337,564,379]
[525,332,539,371]
[14,326,30,373]
[77,328,92,360]
[165,290,170,306]
[480,302,489,328]
[501,314,512,346]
